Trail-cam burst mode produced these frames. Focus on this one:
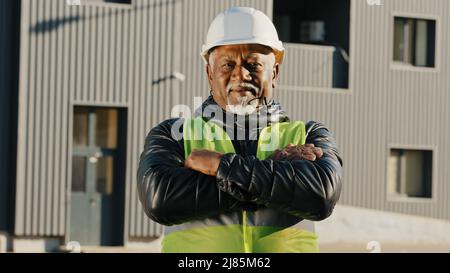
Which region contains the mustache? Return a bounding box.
[226,82,260,96]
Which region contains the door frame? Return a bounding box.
[67,104,127,246]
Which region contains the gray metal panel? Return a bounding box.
[280,43,334,88]
[15,0,272,239]
[15,0,141,237]
[277,0,449,220]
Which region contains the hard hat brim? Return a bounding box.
[201,38,285,65]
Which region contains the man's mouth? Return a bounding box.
[227,84,259,96]
[231,88,252,93]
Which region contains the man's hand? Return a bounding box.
[269,143,323,161]
[185,149,223,176]
[185,144,323,176]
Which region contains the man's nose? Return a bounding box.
[231,64,252,82]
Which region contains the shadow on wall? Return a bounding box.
[29,0,180,34]
[29,15,82,33]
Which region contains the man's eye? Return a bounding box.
[248,63,262,70]
[222,63,234,70]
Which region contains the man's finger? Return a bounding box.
[302,153,316,161]
[270,150,285,161]
[286,150,302,161]
[314,147,323,158]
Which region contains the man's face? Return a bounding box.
[206,44,280,115]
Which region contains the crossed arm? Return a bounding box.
[137,118,342,226]
[184,143,323,176]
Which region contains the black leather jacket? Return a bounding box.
[137,118,343,226]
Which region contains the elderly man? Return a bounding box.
[137,7,342,253]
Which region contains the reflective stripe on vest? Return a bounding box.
[162,117,318,253]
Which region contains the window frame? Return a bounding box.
[390,12,440,73]
[272,0,353,92]
[386,144,437,204]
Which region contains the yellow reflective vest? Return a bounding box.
[162,117,319,253]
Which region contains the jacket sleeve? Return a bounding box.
[137,118,241,226]
[216,121,343,221]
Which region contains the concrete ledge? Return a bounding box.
[12,237,62,253]
[320,242,450,253]
[63,237,163,253]
[124,237,162,253]
[316,205,450,251]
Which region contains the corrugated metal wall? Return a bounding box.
[14,0,272,239]
[277,0,450,220]
[14,0,450,240]
[280,43,334,88]
[0,0,20,233]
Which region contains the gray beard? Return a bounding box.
[194,95,289,141]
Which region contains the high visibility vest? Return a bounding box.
[162,117,319,253]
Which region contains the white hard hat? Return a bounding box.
[201,7,285,64]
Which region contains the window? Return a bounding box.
[388,149,433,199]
[95,108,118,149]
[72,107,123,195]
[72,156,87,192]
[393,17,436,67]
[273,0,350,50]
[273,0,350,88]
[97,156,114,195]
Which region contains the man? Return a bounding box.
[137,7,342,253]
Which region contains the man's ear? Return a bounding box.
[272,63,280,88]
[206,64,213,88]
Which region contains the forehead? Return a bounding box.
[211,44,274,60]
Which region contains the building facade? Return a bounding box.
[0,0,448,250]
